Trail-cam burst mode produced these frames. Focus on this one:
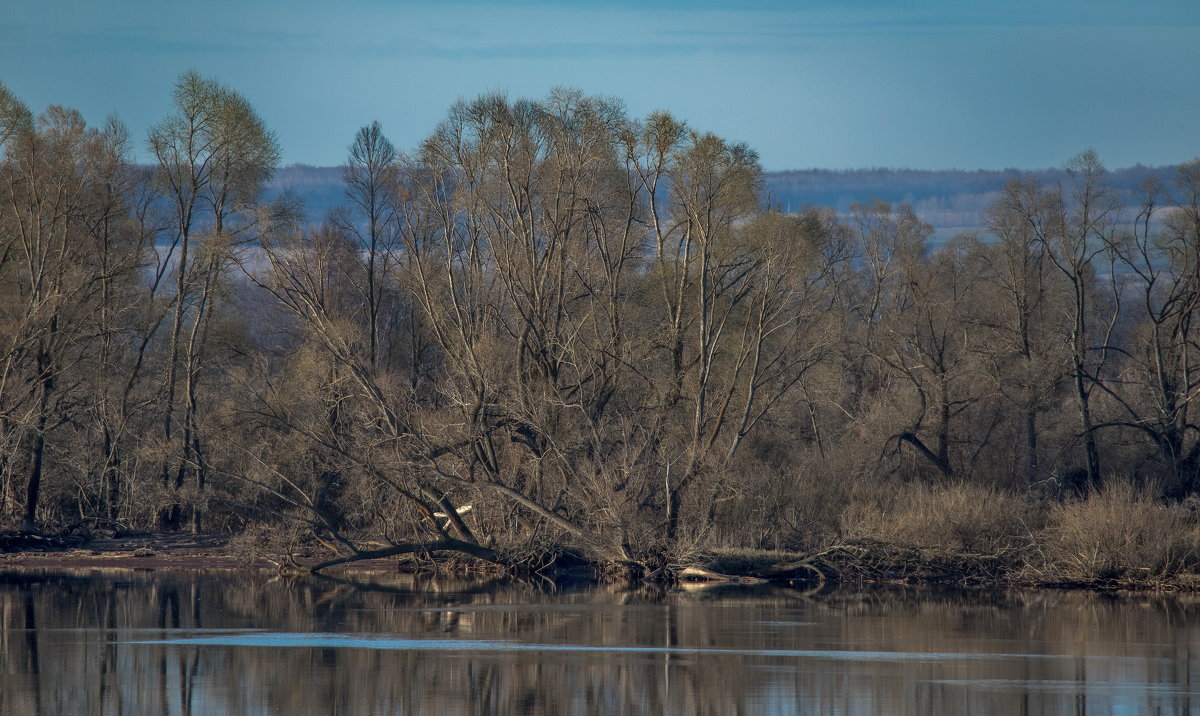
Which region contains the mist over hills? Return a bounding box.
[269,163,1182,235]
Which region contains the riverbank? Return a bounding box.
[693,545,1200,593]
[0,532,504,575]
[5,531,1200,593]
[0,533,263,571]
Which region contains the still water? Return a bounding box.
[1,568,1198,715]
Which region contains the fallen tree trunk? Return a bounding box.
[677,566,768,585]
[303,537,501,574]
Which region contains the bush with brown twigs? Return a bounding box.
[1034,481,1200,582]
[841,481,1039,555]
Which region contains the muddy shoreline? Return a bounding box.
[0,533,401,574]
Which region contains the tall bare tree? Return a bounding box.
[975,180,1071,486]
[1098,160,1200,494]
[336,121,399,370]
[998,150,1118,490]
[0,101,135,530]
[148,71,279,531]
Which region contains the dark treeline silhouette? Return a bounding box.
[3,74,1200,579]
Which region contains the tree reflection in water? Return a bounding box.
[0,570,1197,715]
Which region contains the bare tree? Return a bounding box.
[0,82,33,152]
[876,239,982,478]
[1098,160,1200,494]
[999,150,1119,491]
[0,102,134,530]
[336,121,399,370]
[148,71,279,531]
[974,180,1072,486]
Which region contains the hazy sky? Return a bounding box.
[2,0,1197,170]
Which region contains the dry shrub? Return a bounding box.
[780,467,854,551]
[842,481,1037,554]
[227,520,313,565]
[1038,481,1200,581]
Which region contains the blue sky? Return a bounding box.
[2,0,1197,170]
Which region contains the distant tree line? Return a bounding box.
[272,162,1184,233]
[768,164,1180,209]
[2,74,1199,572]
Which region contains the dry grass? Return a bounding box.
[841,481,1038,554]
[1035,481,1200,582]
[777,468,854,551]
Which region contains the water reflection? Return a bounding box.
[1,568,1198,715]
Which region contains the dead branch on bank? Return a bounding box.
[300,537,501,574]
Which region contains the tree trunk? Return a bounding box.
[21,367,51,533]
[1024,407,1039,486]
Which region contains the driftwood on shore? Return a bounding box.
[677,566,768,585]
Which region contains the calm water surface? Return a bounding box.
[1,568,1198,715]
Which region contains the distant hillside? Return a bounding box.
[268,163,1182,233]
[766,165,1178,232]
[270,164,344,220]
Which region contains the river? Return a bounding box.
[1,568,1196,714]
